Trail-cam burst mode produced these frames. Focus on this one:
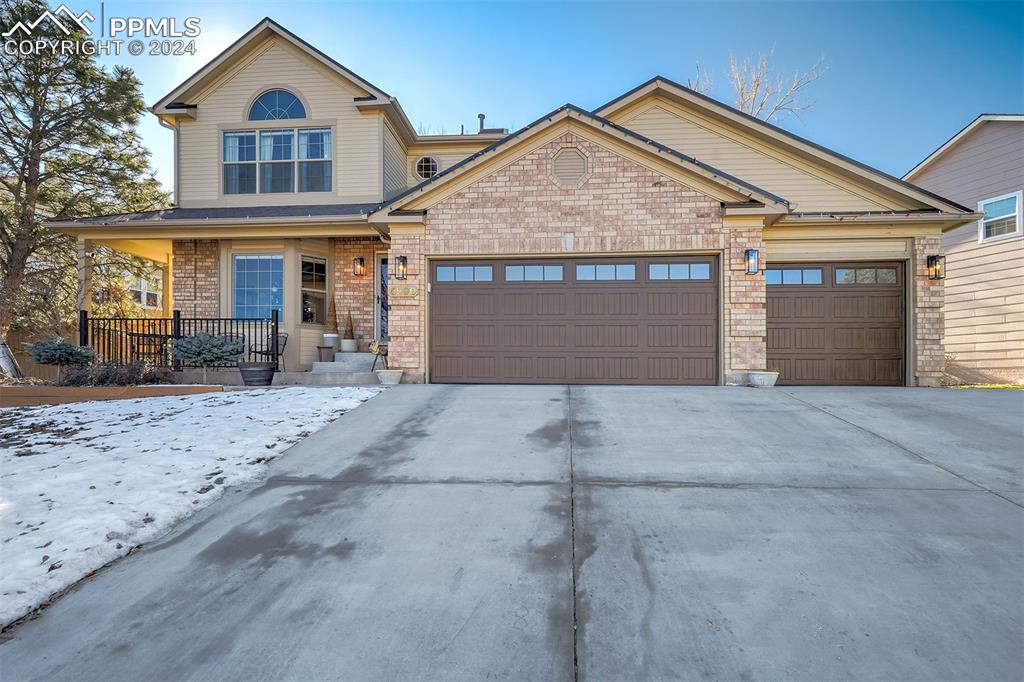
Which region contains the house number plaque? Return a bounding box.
[389,284,419,298]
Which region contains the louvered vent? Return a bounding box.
[552,148,587,186]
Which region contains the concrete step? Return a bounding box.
[319,352,376,372]
[272,371,379,386]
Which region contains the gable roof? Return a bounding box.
[151,17,390,115]
[595,76,974,215]
[903,113,1024,181]
[372,103,790,220]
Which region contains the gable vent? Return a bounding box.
[552,148,588,186]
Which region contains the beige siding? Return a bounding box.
[618,101,908,212]
[177,37,380,208]
[382,120,407,199]
[766,238,910,262]
[911,121,1024,383]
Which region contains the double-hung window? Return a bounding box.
[978,191,1022,242]
[223,128,332,195]
[223,132,257,194]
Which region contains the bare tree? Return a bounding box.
[686,61,712,95]
[727,48,826,122]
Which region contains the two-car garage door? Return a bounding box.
[429,256,718,384]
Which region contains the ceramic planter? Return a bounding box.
[375,369,403,385]
[747,370,779,388]
[340,338,358,352]
[238,361,277,387]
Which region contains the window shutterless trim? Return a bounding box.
[977,190,1023,244]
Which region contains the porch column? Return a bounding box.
[76,237,94,313]
[161,249,173,317]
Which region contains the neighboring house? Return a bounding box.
[50,18,979,386]
[904,115,1024,385]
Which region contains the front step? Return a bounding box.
[313,352,376,373]
[272,371,379,386]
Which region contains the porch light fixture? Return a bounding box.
[927,255,946,280]
[394,255,408,280]
[353,257,366,277]
[745,248,760,275]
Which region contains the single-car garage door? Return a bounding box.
[429,256,718,384]
[766,262,905,385]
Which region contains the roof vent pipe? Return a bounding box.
[478,113,485,133]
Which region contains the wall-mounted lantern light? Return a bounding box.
[352,257,366,277]
[394,255,408,280]
[745,248,760,275]
[927,255,945,280]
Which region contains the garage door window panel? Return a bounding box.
[576,263,636,281]
[436,265,492,282]
[835,267,898,285]
[766,268,822,285]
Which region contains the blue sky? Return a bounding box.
[76,0,1024,194]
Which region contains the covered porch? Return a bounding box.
[60,215,393,379]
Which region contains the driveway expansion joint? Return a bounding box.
[779,389,1024,511]
[567,384,580,682]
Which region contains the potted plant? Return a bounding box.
[171,332,245,385]
[340,311,358,352]
[747,370,780,388]
[27,338,96,383]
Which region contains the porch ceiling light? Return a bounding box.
[353,257,366,277]
[927,255,945,280]
[745,248,760,275]
[394,255,408,280]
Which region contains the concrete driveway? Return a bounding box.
[1,385,1021,680]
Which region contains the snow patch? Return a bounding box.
[0,386,381,627]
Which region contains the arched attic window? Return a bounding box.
[248,89,306,120]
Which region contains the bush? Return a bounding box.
[171,333,245,383]
[28,338,97,382]
[60,362,175,387]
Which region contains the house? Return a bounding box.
[903,115,1024,385]
[50,18,980,386]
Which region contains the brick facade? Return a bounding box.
[332,237,380,351]
[171,239,220,317]
[912,235,945,386]
[387,131,768,383]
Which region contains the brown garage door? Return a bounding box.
[767,262,905,386]
[429,256,718,384]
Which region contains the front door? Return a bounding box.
[375,255,389,340]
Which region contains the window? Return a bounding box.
[648,263,711,280]
[301,257,327,324]
[224,128,331,195]
[435,265,492,282]
[416,157,438,180]
[835,267,897,285]
[128,271,163,309]
[299,128,332,192]
[505,264,564,281]
[576,263,636,281]
[248,89,306,121]
[978,191,1022,242]
[765,268,823,285]
[223,132,256,194]
[233,254,283,319]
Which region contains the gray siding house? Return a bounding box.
[905,115,1024,384]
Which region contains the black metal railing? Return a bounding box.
[78,309,280,369]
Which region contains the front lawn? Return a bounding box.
[0,386,381,628]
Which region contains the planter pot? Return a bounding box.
[375,369,403,385]
[317,345,334,362]
[340,338,358,352]
[323,333,339,351]
[747,370,779,388]
[238,362,277,387]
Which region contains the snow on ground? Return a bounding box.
[0,386,381,627]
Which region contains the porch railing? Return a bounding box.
[78,309,281,369]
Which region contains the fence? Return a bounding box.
[79,310,281,369]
